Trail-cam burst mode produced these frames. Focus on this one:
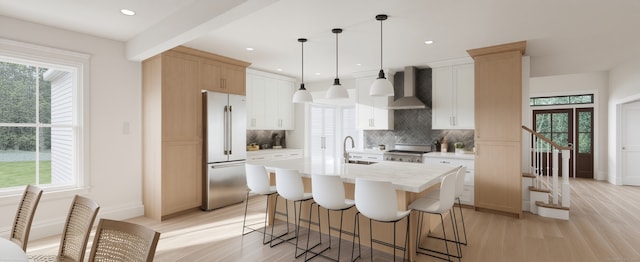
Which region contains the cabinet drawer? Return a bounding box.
[349,153,383,162]
[459,185,474,206]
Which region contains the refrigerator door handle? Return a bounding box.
[229,105,233,155]
[223,105,229,155]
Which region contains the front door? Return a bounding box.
[533,109,573,177]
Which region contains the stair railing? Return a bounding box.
[522,126,572,208]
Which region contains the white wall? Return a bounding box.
[529,71,609,180]
[608,59,640,184]
[0,16,143,239]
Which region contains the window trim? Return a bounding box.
[0,38,90,196]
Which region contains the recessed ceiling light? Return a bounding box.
[424,40,434,45]
[315,73,321,76]
[276,68,283,71]
[356,63,362,66]
[245,47,254,51]
[120,9,136,16]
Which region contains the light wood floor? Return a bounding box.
[27,178,640,261]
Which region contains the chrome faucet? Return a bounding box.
[343,136,355,163]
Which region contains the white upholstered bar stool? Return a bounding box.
[408,172,459,261]
[424,167,468,247]
[352,178,411,262]
[274,168,320,258]
[243,163,289,245]
[306,174,357,261]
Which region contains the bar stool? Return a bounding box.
[408,172,459,261]
[306,174,357,261]
[424,167,468,247]
[352,178,411,262]
[243,163,290,245]
[274,168,320,258]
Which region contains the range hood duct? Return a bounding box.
[387,66,426,109]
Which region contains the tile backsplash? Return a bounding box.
[363,68,475,151]
[246,130,286,149]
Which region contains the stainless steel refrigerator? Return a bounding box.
[202,91,247,211]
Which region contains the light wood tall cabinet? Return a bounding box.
[143,47,249,220]
[467,41,526,217]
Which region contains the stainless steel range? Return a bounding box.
[383,144,431,163]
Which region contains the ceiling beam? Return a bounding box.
[125,0,278,61]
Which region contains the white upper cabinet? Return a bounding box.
[246,69,294,130]
[355,74,394,130]
[432,63,474,130]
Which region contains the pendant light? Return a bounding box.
[369,14,394,97]
[292,38,313,103]
[326,28,348,99]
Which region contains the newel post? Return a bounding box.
[561,149,571,207]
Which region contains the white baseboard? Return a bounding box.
[27,201,144,241]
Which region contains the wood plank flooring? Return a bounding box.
[26,178,640,261]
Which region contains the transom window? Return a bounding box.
[0,39,87,194]
[530,94,593,106]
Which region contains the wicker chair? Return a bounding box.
[10,185,43,251]
[88,219,160,262]
[29,195,100,262]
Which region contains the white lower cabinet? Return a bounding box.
[423,153,475,206]
[348,151,384,163]
[247,149,303,162]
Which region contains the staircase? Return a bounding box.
[521,126,572,220]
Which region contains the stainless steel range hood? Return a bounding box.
[387,66,426,109]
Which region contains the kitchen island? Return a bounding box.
[252,158,459,261]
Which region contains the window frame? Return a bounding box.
[0,38,90,197]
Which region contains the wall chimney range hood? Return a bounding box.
[387,66,426,110]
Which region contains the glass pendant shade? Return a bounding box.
[293,38,312,103]
[369,14,394,97]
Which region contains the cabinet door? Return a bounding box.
[162,53,201,140]
[453,63,475,129]
[246,73,267,129]
[474,141,521,215]
[222,64,246,95]
[432,67,454,129]
[474,52,522,142]
[355,77,374,129]
[276,80,295,129]
[201,60,223,92]
[355,75,393,130]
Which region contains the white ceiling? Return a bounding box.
[2,0,640,82]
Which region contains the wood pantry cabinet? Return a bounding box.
[467,41,526,218]
[246,69,294,130]
[355,74,394,130]
[432,63,475,130]
[142,47,249,220]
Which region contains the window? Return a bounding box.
[0,39,88,194]
[530,94,593,106]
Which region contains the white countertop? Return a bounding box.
[424,152,475,160]
[346,149,386,154]
[253,158,459,193]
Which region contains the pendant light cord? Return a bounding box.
[335,31,339,79]
[379,18,383,70]
[301,40,304,84]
